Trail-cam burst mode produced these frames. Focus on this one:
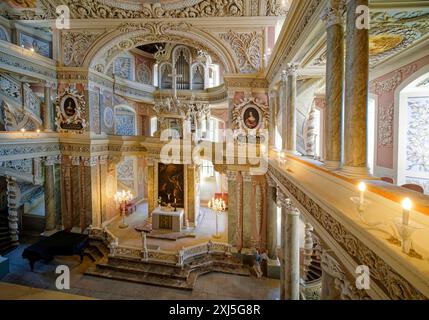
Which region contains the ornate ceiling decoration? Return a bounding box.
[369,9,429,67]
[0,0,289,19]
[84,21,236,74]
[307,9,429,69]
[220,30,262,73]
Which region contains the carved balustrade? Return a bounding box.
[268,154,429,300]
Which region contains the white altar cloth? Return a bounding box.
[152,207,184,232]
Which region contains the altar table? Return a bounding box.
[152,207,184,232]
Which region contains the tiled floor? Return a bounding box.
[1,241,280,300]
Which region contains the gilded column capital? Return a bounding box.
[276,187,289,208]
[44,155,60,166]
[70,156,81,166]
[320,1,346,28]
[82,156,98,167]
[226,170,238,181]
[99,155,108,165]
[241,171,252,182]
[281,69,288,82]
[285,63,299,76]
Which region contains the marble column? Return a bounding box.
[266,175,277,259]
[276,187,287,300]
[284,200,301,300]
[147,159,155,216]
[242,172,253,249]
[321,0,344,169]
[99,155,108,225]
[269,91,277,148]
[226,170,237,246]
[341,0,370,177]
[43,82,54,131]
[44,156,57,231]
[280,71,288,151]
[286,63,299,154]
[6,177,20,245]
[60,156,73,230]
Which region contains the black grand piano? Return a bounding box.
[22,231,89,271]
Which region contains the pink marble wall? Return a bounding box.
[370,55,429,169]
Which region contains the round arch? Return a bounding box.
[393,64,429,186]
[82,23,238,74]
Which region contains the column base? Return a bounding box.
[322,160,340,171]
[337,165,371,179]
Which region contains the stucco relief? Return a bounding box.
[58,0,245,19]
[378,103,393,147]
[220,31,261,73]
[89,22,234,74]
[116,158,135,192]
[406,97,429,172]
[63,31,100,67]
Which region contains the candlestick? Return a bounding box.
[402,198,412,226]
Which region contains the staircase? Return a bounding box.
[84,240,250,291]
[0,213,14,255]
[300,241,323,300]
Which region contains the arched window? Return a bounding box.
[114,105,136,136]
[396,71,429,193]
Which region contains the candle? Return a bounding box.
[401,198,412,226]
[358,182,366,208]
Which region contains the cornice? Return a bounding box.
[63,16,281,31]
[265,0,325,83]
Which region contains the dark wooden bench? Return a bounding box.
[22,231,89,271]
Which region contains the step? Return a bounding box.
[89,240,109,257]
[96,262,190,281]
[307,270,322,279]
[84,247,103,262]
[106,257,190,280]
[309,264,322,272]
[85,266,193,290]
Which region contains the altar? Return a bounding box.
[152,207,184,232]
